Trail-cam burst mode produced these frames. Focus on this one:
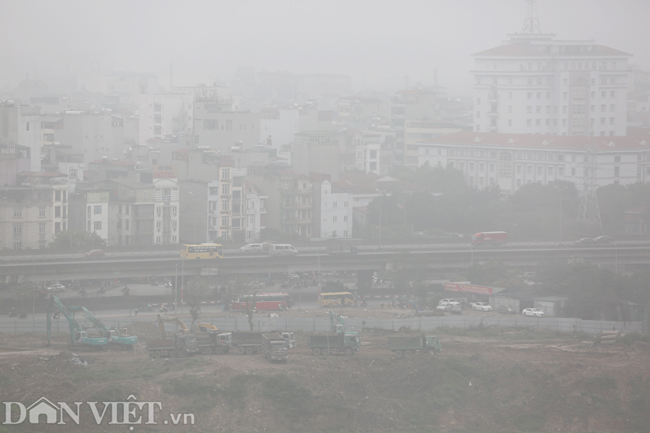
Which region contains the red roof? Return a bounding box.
[474,43,630,57]
[419,132,649,151]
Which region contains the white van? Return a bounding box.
[269,244,298,256]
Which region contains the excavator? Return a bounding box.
[198,322,219,333]
[47,295,108,350]
[148,315,199,358]
[68,305,138,350]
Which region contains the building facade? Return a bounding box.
[472,33,630,136]
[416,132,650,194]
[0,173,69,250]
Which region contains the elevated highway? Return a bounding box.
[2,243,649,283]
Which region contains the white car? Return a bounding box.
[239,243,265,252]
[47,284,65,293]
[522,308,545,317]
[436,304,452,311]
[472,302,493,312]
[438,300,460,308]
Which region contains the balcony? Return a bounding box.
[296,218,312,224]
[296,202,312,210]
[282,202,296,209]
[296,188,313,195]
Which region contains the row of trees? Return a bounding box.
[364,165,650,241]
[467,259,650,322]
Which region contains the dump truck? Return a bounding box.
[220,331,263,355]
[281,331,296,349]
[261,333,289,363]
[194,322,230,354]
[309,333,360,356]
[147,336,199,358]
[147,315,200,358]
[195,331,231,354]
[387,334,442,358]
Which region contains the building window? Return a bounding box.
[222,201,229,211]
[222,169,230,180]
[126,220,130,230]
[94,221,102,231]
[222,184,230,195]
[333,216,337,222]
[222,216,229,227]
[614,166,620,177]
[55,206,61,217]
[94,205,102,215]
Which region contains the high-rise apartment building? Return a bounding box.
[472,33,630,137]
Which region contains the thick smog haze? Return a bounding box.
[1,0,649,92]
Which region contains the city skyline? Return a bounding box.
[1,0,649,94]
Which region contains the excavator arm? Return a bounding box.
[157,315,191,338]
[198,322,219,333]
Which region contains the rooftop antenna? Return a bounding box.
[577,132,602,230]
[522,0,542,34]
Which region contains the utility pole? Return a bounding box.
[578,139,602,229]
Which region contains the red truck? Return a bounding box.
[471,231,507,247]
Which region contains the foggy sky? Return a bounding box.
[1,0,649,94]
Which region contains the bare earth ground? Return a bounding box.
[0,308,649,433]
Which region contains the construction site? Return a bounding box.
[0,305,649,433]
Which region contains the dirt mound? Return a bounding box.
[0,329,648,432]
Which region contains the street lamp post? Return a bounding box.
[377,192,383,249]
[31,256,35,329]
[554,186,566,242]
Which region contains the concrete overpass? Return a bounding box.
[2,243,649,283]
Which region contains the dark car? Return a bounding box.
[497,305,517,314]
[85,249,105,258]
[575,238,595,245]
[593,235,614,244]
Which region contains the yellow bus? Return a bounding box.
[318,291,355,307]
[181,244,223,259]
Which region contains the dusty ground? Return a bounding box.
[0,311,649,433]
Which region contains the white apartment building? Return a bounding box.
[193,103,260,153]
[86,191,110,241]
[318,181,353,239]
[416,132,650,194]
[0,102,42,172]
[0,173,69,251]
[54,110,127,164]
[472,33,630,136]
[354,131,394,175]
[153,178,180,245]
[244,183,267,242]
[139,93,194,146]
[259,107,299,149]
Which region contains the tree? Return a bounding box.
[49,231,106,251]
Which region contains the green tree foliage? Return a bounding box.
[598,183,650,234]
[502,180,578,240]
[48,231,106,251]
